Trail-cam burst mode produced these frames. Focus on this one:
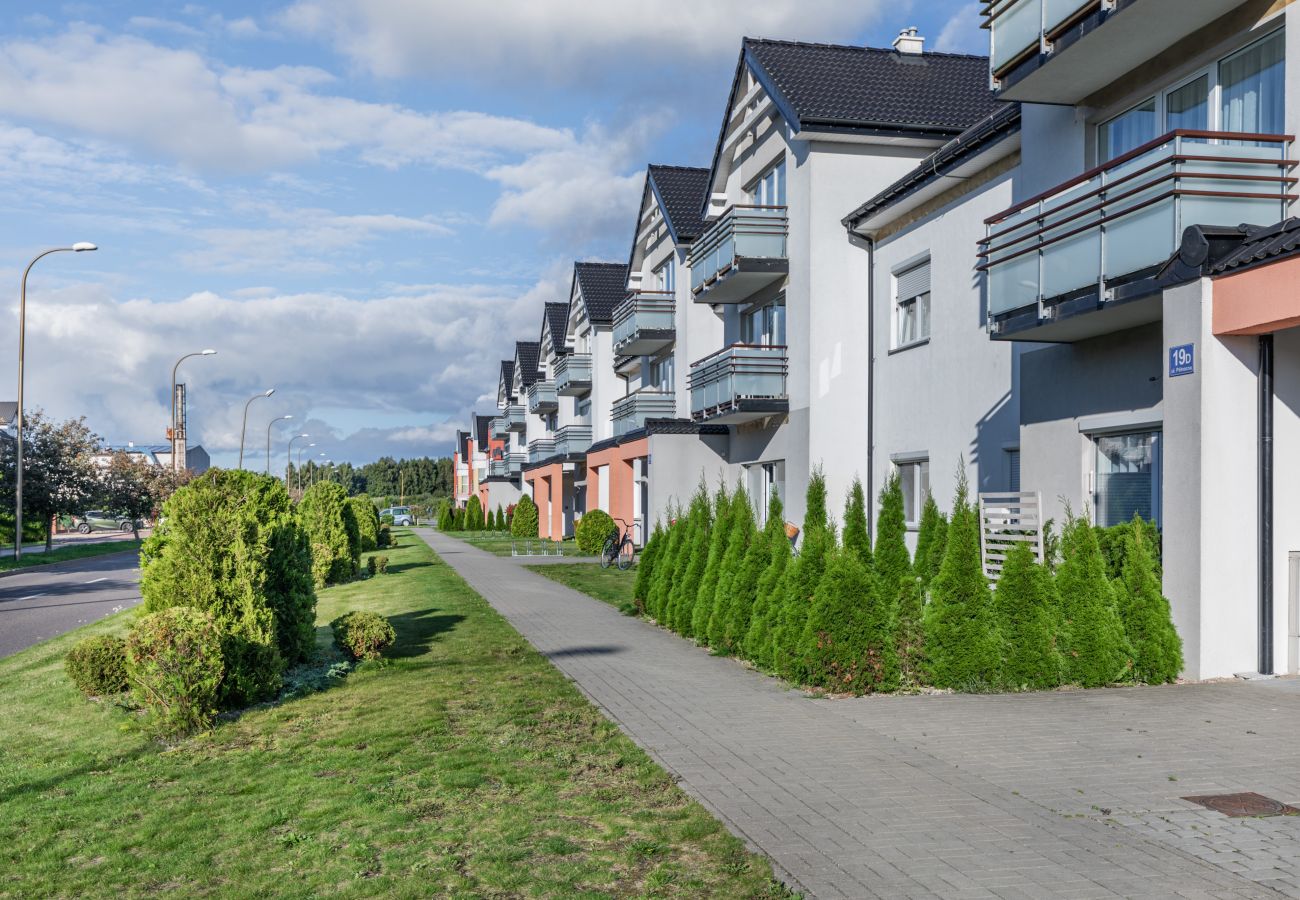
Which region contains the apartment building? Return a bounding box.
[452,429,471,508]
[974,0,1298,678]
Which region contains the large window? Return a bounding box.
[1094,431,1162,527]
[648,354,674,392]
[1097,29,1284,161]
[742,296,786,346]
[748,158,786,206]
[748,460,786,527]
[894,258,931,348]
[895,457,930,527]
[653,258,675,292]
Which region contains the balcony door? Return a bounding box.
[1093,430,1161,528]
[742,296,786,347]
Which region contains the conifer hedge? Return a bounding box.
[1114,516,1182,684]
[744,494,789,669]
[994,541,1063,690]
[803,548,898,693]
[510,494,539,537]
[300,482,361,588]
[692,485,734,642]
[774,469,831,683]
[1057,512,1132,687]
[634,520,664,612]
[466,495,484,531]
[669,485,712,638]
[709,487,756,651]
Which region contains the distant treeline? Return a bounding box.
[287,456,453,502]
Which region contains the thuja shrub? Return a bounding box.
[842,478,871,565]
[126,607,224,738]
[494,505,506,531]
[876,473,920,684]
[511,494,539,538]
[666,484,711,634]
[1058,512,1132,687]
[994,541,1064,690]
[633,520,665,613]
[709,487,756,651]
[466,496,484,531]
[349,496,381,552]
[922,471,1002,690]
[692,485,735,643]
[745,494,790,669]
[378,523,392,548]
[141,469,314,707]
[913,494,947,592]
[1096,517,1162,580]
[803,548,899,694]
[773,468,832,682]
[575,509,618,554]
[647,506,686,621]
[375,555,389,574]
[300,482,361,587]
[65,634,128,697]
[331,611,396,661]
[1114,516,1182,684]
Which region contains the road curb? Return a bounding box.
[0,547,141,580]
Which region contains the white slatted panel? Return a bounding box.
[978,491,1044,583]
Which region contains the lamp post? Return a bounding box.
[296,442,316,493]
[265,415,293,475]
[237,388,274,470]
[169,349,216,472]
[14,242,97,561]
[287,433,309,486]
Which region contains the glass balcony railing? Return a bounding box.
[612,291,675,356]
[555,424,593,457]
[527,380,557,414]
[527,439,556,464]
[688,344,788,424]
[980,131,1295,319]
[554,353,593,396]
[489,459,508,478]
[500,404,525,433]
[490,417,508,440]
[687,205,788,303]
[612,390,677,437]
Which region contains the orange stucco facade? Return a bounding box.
[1213,256,1300,336]
[524,462,568,540]
[585,436,649,540]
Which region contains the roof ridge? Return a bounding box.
[575,260,627,269]
[742,35,988,61]
[649,163,710,173]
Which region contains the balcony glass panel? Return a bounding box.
[612,390,677,437]
[490,417,508,439]
[501,404,525,432]
[554,425,592,457]
[688,345,788,420]
[612,291,675,355]
[527,440,556,464]
[988,0,1040,73]
[554,353,593,395]
[981,131,1294,317]
[528,380,557,413]
[688,206,788,297]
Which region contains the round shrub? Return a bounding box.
[299,482,361,587]
[65,634,128,697]
[331,611,396,661]
[575,509,618,554]
[126,607,224,738]
[511,494,539,538]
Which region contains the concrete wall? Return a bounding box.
[645,431,728,527]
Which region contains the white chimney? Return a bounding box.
[893,27,924,56]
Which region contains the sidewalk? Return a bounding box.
[417,528,1300,899]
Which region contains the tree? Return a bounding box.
[744,493,789,669]
[842,478,870,565]
[994,541,1064,690]
[922,470,1002,690]
[1058,511,1132,686]
[348,495,380,552]
[709,487,756,651]
[0,411,101,550]
[773,468,833,683]
[803,548,899,694]
[876,471,918,683]
[647,505,685,621]
[510,494,539,537]
[299,482,360,587]
[96,452,155,539]
[494,505,505,531]
[633,520,665,613]
[692,483,734,643]
[913,494,947,592]
[667,483,712,637]
[1114,516,1182,684]
[466,495,484,531]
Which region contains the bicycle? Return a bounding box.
[600,518,637,571]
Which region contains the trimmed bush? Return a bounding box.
[126,607,224,738]
[1114,516,1182,684]
[576,509,618,554]
[300,482,361,587]
[366,555,378,577]
[375,555,389,574]
[994,541,1064,690]
[331,611,396,661]
[803,548,898,694]
[709,487,756,651]
[633,520,665,613]
[511,494,539,538]
[842,478,871,565]
[922,471,1002,690]
[1057,511,1132,686]
[140,469,313,707]
[378,523,392,548]
[349,496,381,552]
[692,485,735,643]
[381,513,396,526]
[667,485,713,637]
[65,634,128,697]
[745,494,790,669]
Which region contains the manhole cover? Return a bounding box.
[1183,792,1300,818]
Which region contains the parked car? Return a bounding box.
[76,511,141,534]
[380,506,415,526]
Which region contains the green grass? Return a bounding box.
[443,529,579,557]
[0,529,790,898]
[0,539,143,573]
[527,563,640,616]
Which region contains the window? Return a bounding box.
[894,259,931,348]
[654,258,675,292]
[1094,431,1161,527]
[576,398,591,421]
[1097,29,1285,161]
[649,354,674,392]
[895,458,930,527]
[1007,449,1021,494]
[748,460,786,527]
[742,296,786,346]
[748,158,786,206]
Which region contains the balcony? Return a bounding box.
[528,380,557,414]
[612,390,677,437]
[689,344,789,425]
[555,424,593,458]
[527,439,557,465]
[500,404,525,433]
[985,0,1243,103]
[489,459,508,478]
[688,205,788,304]
[980,131,1295,342]
[554,353,592,396]
[612,291,675,356]
[490,416,508,440]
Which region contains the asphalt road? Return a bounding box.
[0,551,142,658]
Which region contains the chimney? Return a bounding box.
[893,27,924,56]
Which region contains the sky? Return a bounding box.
[0,0,984,469]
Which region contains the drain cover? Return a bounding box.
[1183,792,1300,818]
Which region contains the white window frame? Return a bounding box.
[893,258,931,350]
[893,456,930,528]
[648,353,674,393]
[653,258,675,292]
[747,158,786,207]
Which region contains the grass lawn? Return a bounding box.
[443,529,579,558]
[0,530,789,898]
[0,539,143,573]
[527,563,640,617]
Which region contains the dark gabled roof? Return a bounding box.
[474,414,492,448]
[542,302,569,356]
[499,360,515,394]
[1212,218,1300,275]
[514,340,542,386]
[648,165,710,244]
[745,38,995,135]
[573,262,630,326]
[843,103,1022,231]
[456,430,470,460]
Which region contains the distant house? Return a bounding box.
[96,442,211,474]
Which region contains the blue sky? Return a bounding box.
[0,0,982,468]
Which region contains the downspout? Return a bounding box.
[866,235,876,546]
[1259,333,1274,675]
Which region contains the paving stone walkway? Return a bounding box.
[419,529,1300,899]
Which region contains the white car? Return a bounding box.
[381,506,414,526]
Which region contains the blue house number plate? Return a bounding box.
[1169,343,1195,377]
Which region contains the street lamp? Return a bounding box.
[287,433,309,485]
[169,349,216,472]
[14,242,97,561]
[237,388,274,470]
[296,442,316,493]
[265,414,293,475]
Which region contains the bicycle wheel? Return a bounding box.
[616,537,635,571]
[600,536,616,569]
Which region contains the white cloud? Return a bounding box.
[935,3,986,55]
